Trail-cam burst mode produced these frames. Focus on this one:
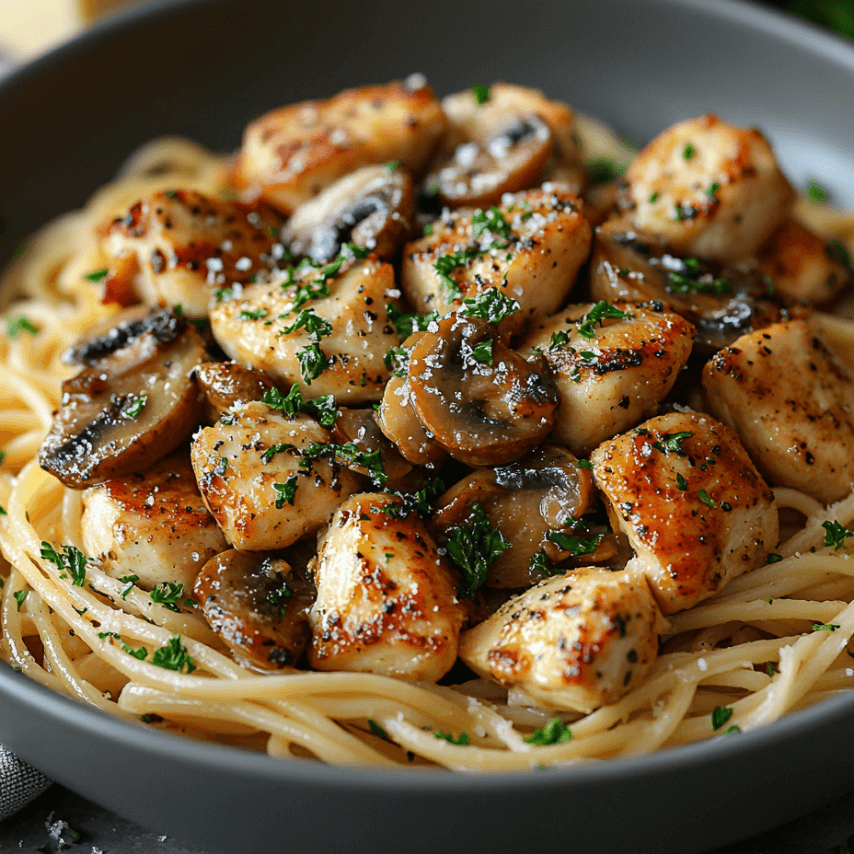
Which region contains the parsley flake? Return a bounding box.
[41,542,88,587]
[281,307,332,341]
[150,581,185,612]
[13,590,27,611]
[385,303,439,340]
[151,636,196,673]
[813,623,841,632]
[470,340,493,364]
[470,84,490,105]
[472,205,512,241]
[84,268,109,283]
[6,316,39,338]
[433,730,470,745]
[122,394,147,419]
[675,472,688,491]
[273,477,299,509]
[368,718,390,740]
[808,181,829,203]
[711,706,733,730]
[822,520,853,551]
[698,490,716,508]
[652,431,693,455]
[546,531,603,558]
[586,158,626,183]
[445,504,510,600]
[576,302,630,339]
[461,287,520,323]
[524,717,573,745]
[297,343,327,384]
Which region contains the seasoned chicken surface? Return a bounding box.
[703,320,854,502]
[209,256,400,403]
[592,412,779,615]
[190,402,362,551]
[100,190,284,315]
[309,493,465,680]
[624,114,794,263]
[82,452,227,592]
[401,187,591,335]
[234,77,447,214]
[521,301,696,456]
[459,568,665,713]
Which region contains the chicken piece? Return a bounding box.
[402,187,591,336]
[309,493,465,681]
[190,401,362,551]
[459,568,665,713]
[193,550,315,671]
[81,452,227,592]
[209,256,400,404]
[756,218,852,307]
[99,190,285,315]
[702,320,854,503]
[589,218,785,355]
[234,77,447,214]
[425,82,584,208]
[624,114,794,264]
[592,412,778,615]
[521,301,696,456]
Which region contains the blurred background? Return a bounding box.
[0,0,852,68]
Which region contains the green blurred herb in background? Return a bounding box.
[788,0,854,39]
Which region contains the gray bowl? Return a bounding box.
[2,1,854,852]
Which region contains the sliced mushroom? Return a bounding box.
[234,77,447,214]
[407,315,559,466]
[590,218,786,354]
[282,165,416,264]
[425,83,583,208]
[194,361,276,425]
[330,406,413,487]
[40,308,206,488]
[432,445,598,588]
[193,549,315,671]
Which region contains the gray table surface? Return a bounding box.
[1,780,853,854]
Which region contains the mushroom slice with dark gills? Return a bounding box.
[520,301,696,456]
[193,361,276,425]
[282,165,416,264]
[99,190,285,316]
[590,219,785,354]
[402,187,591,337]
[40,308,206,489]
[702,320,854,503]
[209,254,401,404]
[459,567,666,714]
[234,77,447,215]
[621,114,794,264]
[81,451,227,592]
[375,332,447,467]
[591,412,779,615]
[432,445,598,588]
[190,402,362,551]
[309,493,465,681]
[407,315,559,467]
[193,550,315,671]
[425,83,584,208]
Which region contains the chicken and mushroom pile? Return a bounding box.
[39,76,853,717]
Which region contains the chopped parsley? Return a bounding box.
[529,549,549,574]
[445,504,510,600]
[385,303,439,340]
[575,459,594,470]
[576,301,630,339]
[121,394,147,419]
[368,718,390,740]
[726,725,741,734]
[13,590,27,611]
[266,582,291,615]
[675,472,689,491]
[122,642,148,660]
[380,477,446,520]
[682,143,695,160]
[472,205,512,241]
[118,574,139,600]
[297,342,327,384]
[470,84,490,105]
[84,268,109,283]
[524,717,573,745]
[652,431,693,455]
[698,490,716,509]
[546,531,603,558]
[284,243,369,314]
[813,623,841,632]
[151,636,196,673]
[706,181,720,197]
[261,443,295,464]
[767,554,783,564]
[822,520,854,551]
[273,477,299,509]
[0,506,6,516]
[586,158,626,183]
[262,385,337,427]
[238,308,268,321]
[711,705,733,731]
[433,248,481,299]
[386,160,400,172]
[281,307,333,341]
[384,345,409,378]
[460,287,520,323]
[6,316,39,338]
[807,181,829,203]
[433,730,470,745]
[549,330,571,351]
[301,442,387,488]
[150,581,185,612]
[40,542,88,587]
[470,340,493,364]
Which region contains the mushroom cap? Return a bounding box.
[407,315,559,467]
[40,309,206,489]
[194,361,276,425]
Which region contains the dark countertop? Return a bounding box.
[2,780,854,854]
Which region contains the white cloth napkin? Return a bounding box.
[0,745,51,822]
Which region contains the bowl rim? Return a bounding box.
[2,0,854,795]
